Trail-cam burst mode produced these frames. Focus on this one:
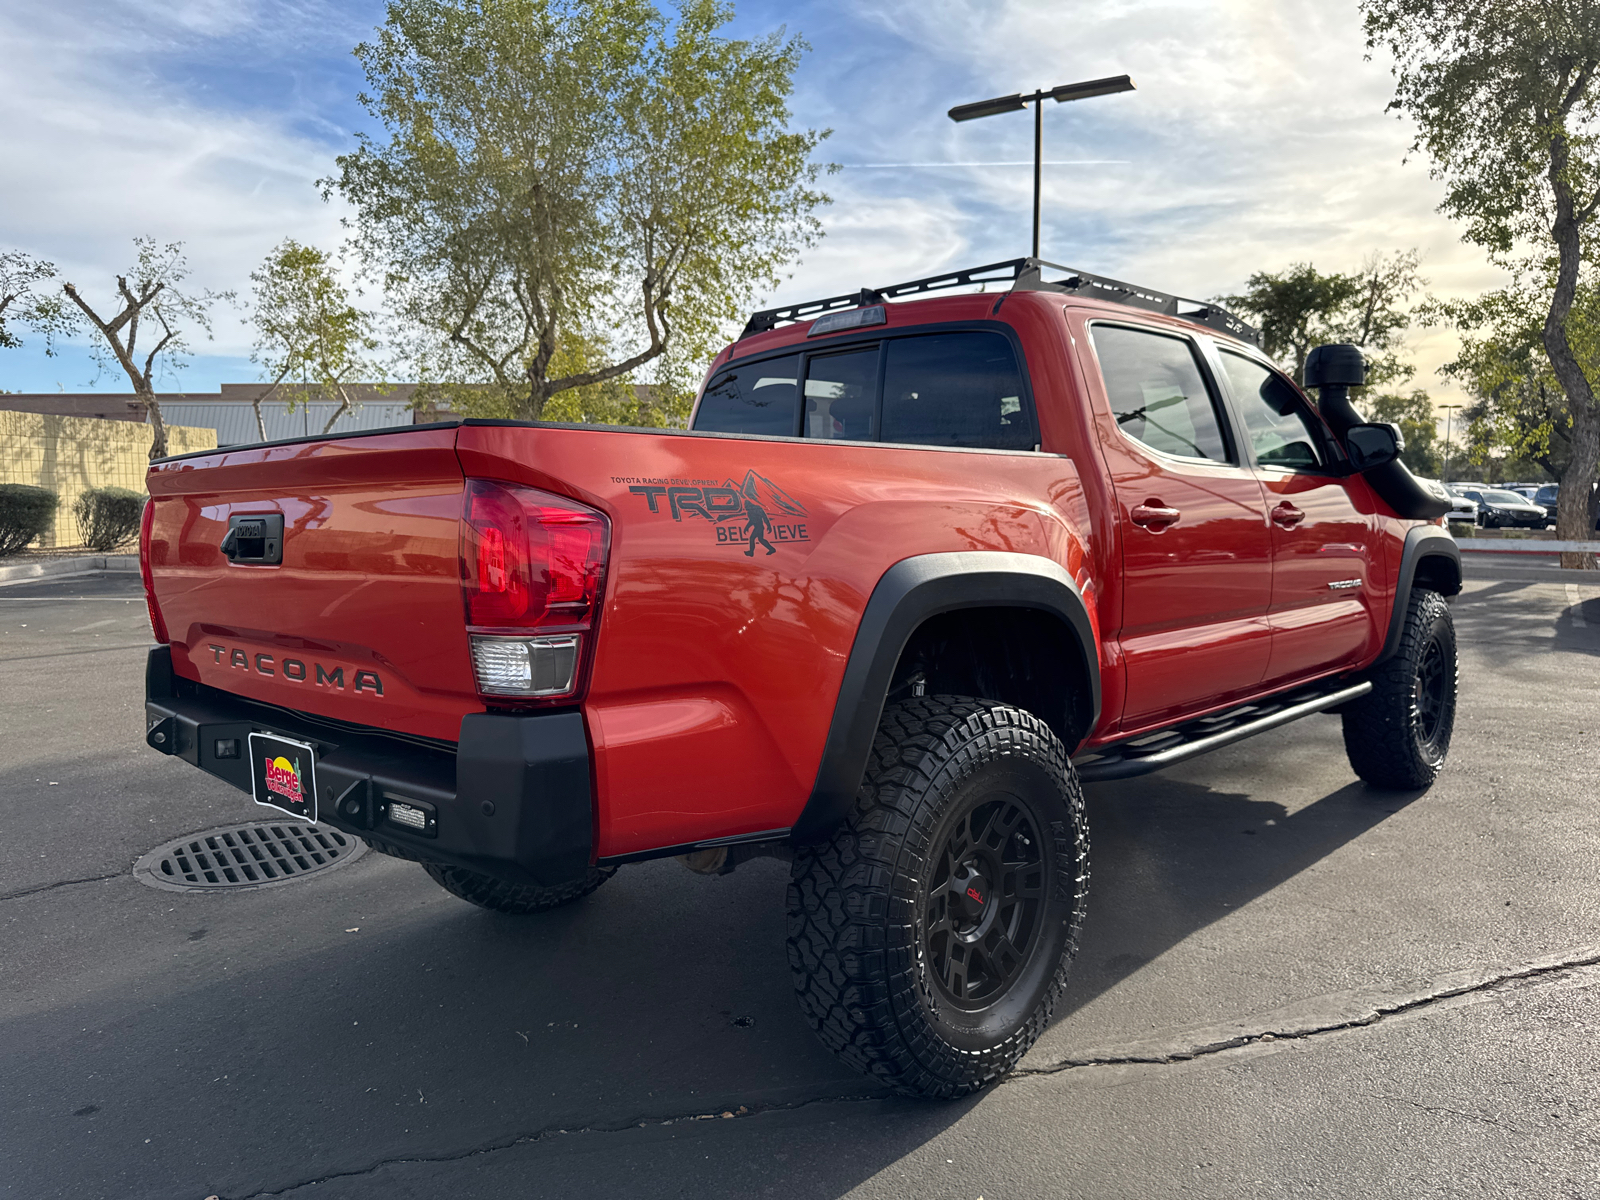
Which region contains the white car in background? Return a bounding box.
[1422,479,1478,525]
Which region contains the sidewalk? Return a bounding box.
[0,553,138,585]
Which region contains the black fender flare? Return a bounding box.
[1374,525,1462,665]
[791,551,1101,843]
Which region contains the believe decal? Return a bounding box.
[621,470,808,556]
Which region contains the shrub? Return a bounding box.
[0,484,60,556]
[73,487,146,552]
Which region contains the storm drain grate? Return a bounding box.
[133,821,368,893]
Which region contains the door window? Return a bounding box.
[1090,325,1230,462]
[693,355,799,436]
[1217,351,1326,470]
[804,349,878,441]
[880,332,1035,450]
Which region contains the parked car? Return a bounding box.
[1457,487,1549,529]
[1534,484,1559,525]
[1423,479,1478,524]
[139,259,1462,1098]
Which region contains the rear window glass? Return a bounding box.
[1091,325,1230,462]
[693,354,799,436]
[880,332,1035,450]
[805,348,878,441]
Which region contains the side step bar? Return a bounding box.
[1073,680,1373,783]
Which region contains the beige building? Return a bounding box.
[0,410,216,549]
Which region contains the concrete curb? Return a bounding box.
[0,554,138,585]
[1463,561,1600,585]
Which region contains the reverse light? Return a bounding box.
[138,498,169,644]
[470,634,581,696]
[461,479,609,702]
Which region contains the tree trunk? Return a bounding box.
[252,398,268,442]
[1557,403,1600,569]
[144,390,169,460]
[319,387,353,435]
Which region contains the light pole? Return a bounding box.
[1440,403,1462,480]
[948,74,1136,259]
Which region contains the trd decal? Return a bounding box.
[624,470,808,556]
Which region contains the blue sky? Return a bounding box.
[0,0,1504,403]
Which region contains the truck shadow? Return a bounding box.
[1059,772,1420,1020]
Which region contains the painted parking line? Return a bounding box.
[1567,584,1588,629]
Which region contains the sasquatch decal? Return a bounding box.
[626,470,808,555]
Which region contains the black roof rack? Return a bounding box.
[739,257,1260,345]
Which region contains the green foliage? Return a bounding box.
[0,483,59,556]
[248,239,386,437]
[1430,279,1597,480]
[1362,0,1600,552]
[1361,1,1600,265]
[73,487,145,552]
[330,0,830,421]
[0,250,60,352]
[1222,251,1423,387]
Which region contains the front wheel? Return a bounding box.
[786,697,1090,1098]
[1342,588,1457,790]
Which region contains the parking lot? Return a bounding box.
[3,570,1599,1199]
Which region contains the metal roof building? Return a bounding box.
[0,384,426,447]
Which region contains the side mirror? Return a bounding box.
[1345,423,1401,472]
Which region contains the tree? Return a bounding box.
[247,239,386,440]
[1222,251,1423,387]
[1439,280,1599,515]
[1221,263,1362,386]
[329,0,829,421]
[60,239,226,460]
[0,251,60,352]
[1362,0,1600,565]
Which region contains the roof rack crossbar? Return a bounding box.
[740,257,1260,345]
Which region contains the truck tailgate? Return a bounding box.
[145,428,476,742]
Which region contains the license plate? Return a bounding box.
[247,732,319,823]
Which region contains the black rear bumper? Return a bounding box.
[143,647,593,889]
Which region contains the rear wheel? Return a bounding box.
[1342,589,1457,790]
[786,696,1089,1098]
[422,861,615,914]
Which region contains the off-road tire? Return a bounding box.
[1342,588,1457,790]
[422,862,616,914]
[787,696,1090,1099]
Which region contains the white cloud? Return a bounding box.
[0,0,362,375]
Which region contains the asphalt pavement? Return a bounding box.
[2,571,1598,1199]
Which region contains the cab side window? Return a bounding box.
[880,332,1036,450]
[693,355,800,436]
[1090,324,1231,462]
[1217,351,1326,470]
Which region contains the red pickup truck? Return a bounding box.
[141,259,1460,1098]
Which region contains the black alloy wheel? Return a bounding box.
[922,795,1047,1011]
[787,696,1089,1098]
[1342,588,1457,790]
[1413,632,1449,755]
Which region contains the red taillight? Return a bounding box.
[461,479,609,702]
[139,498,169,644]
[462,479,609,628]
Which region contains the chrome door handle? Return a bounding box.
[1130,502,1182,529]
[1271,502,1305,529]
